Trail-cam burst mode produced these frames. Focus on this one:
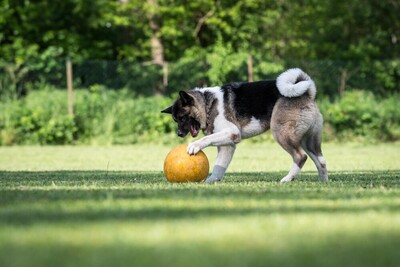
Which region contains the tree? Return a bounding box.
[0,0,399,97]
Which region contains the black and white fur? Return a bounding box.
[162,68,328,183]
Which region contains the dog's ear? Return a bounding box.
[179,91,194,106]
[161,105,173,114]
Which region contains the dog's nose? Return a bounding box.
[177,130,185,137]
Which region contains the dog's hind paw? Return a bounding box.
[280,176,295,183]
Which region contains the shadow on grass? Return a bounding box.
[1,224,400,267]
[1,199,400,226]
[0,170,399,225]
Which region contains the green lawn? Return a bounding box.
[1,142,400,171]
[1,143,400,267]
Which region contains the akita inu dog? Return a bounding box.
[162,68,328,183]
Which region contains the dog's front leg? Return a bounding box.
[187,129,240,155]
[187,129,240,183]
[205,145,236,183]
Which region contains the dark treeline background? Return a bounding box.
[1,0,399,97]
[2,0,399,62]
[0,0,399,145]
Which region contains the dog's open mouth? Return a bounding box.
[189,120,200,137]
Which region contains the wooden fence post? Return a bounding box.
[163,62,168,87]
[66,57,74,116]
[247,54,254,82]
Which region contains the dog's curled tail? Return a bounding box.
[276,68,316,100]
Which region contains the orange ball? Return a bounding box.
[164,144,209,183]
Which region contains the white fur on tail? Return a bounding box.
[276,68,317,100]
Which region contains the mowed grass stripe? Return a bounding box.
[0,143,400,267]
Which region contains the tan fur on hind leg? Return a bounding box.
[279,146,308,183]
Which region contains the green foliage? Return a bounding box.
[206,40,248,84]
[372,59,400,95]
[1,0,400,98]
[1,89,399,145]
[0,89,178,145]
[0,90,77,145]
[67,87,178,144]
[37,116,77,145]
[167,48,209,92]
[324,91,400,141]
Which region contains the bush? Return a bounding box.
[0,89,78,145]
[322,91,400,141]
[0,88,399,145]
[0,88,178,145]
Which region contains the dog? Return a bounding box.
[161,68,328,183]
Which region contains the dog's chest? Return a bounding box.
[199,84,273,138]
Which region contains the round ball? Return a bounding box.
[164,144,209,183]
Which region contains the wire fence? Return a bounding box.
[1,57,399,100]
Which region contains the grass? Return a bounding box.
[1,142,400,171]
[1,143,400,267]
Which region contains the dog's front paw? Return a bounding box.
[205,165,226,183]
[205,175,222,184]
[187,141,202,155]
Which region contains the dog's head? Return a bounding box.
[161,91,204,138]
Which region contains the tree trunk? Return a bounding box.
[147,0,165,66]
[339,69,348,97]
[146,0,166,94]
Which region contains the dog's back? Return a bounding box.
[222,80,281,120]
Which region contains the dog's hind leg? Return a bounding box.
[205,145,236,183]
[278,141,308,183]
[301,118,328,181]
[302,140,328,181]
[271,120,308,183]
